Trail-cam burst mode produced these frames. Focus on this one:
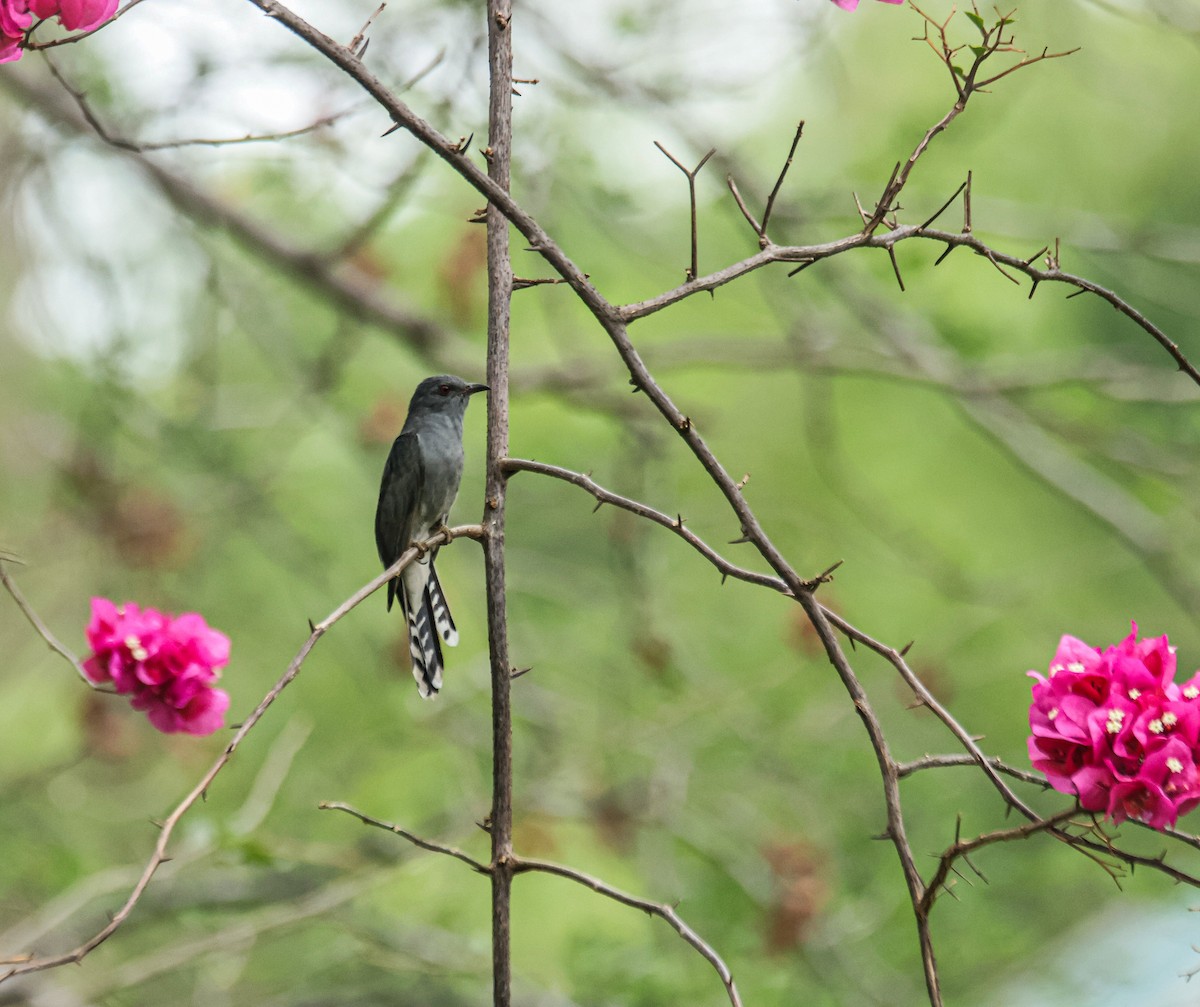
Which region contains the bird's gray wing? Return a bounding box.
[375,431,424,612]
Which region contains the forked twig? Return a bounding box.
[654,141,716,281]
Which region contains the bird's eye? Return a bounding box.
[438,383,451,396]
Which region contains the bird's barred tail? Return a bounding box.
[401,560,458,698]
[427,564,458,648]
[405,597,444,698]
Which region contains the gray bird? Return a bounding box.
[375,375,488,697]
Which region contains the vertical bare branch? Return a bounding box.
[483,1,515,1005]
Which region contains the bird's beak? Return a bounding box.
[466,383,490,396]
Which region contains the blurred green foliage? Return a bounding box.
[3,1,1200,1005]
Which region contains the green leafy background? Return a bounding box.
[2,2,1200,1004]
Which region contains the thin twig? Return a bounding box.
[760,121,804,238]
[25,0,150,50]
[0,526,482,981]
[501,458,795,593]
[318,802,490,874]
[513,855,743,1007]
[653,141,716,281]
[0,559,92,685]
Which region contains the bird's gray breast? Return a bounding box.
[414,418,466,527]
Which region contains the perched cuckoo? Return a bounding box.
[375,374,488,697]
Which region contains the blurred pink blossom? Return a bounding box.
[830,0,905,10]
[0,0,32,62]
[1028,623,1200,830]
[0,0,116,62]
[29,0,117,31]
[83,597,231,736]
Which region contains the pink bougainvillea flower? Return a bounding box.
[0,0,32,62]
[28,0,116,32]
[83,597,231,736]
[1028,623,1200,831]
[830,0,905,10]
[0,0,116,61]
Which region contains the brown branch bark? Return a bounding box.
[483,2,515,1005]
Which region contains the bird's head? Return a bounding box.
[408,375,490,418]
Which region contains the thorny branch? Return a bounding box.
[0,526,482,980]
[6,2,1199,1005]
[123,3,1195,1003]
[316,801,745,1007]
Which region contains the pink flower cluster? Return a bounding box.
[1028,624,1200,830]
[830,0,905,11]
[83,597,231,736]
[1,0,117,63]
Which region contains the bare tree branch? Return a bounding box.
[512,855,744,1007]
[318,802,489,874]
[483,3,516,1005]
[0,558,92,686]
[0,526,481,981]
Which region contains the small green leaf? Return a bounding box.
[965,11,984,30]
[951,64,966,78]
[969,45,987,58]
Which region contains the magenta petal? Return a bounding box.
[29,0,115,30]
[1070,765,1114,812]
[180,688,229,736]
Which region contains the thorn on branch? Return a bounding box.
[982,248,1020,284]
[862,161,901,236]
[786,258,817,278]
[934,243,957,266]
[347,2,384,58]
[510,666,532,680]
[900,640,914,657]
[807,559,844,590]
[918,176,969,231]
[887,246,906,292]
